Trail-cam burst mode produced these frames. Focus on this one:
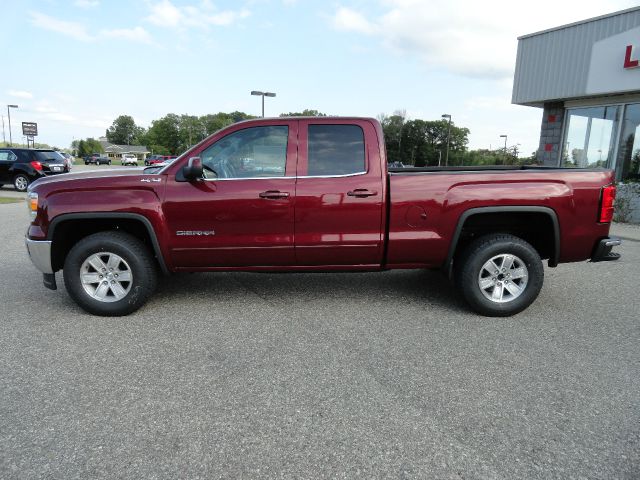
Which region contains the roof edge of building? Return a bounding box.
[517,6,640,40]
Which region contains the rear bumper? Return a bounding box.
[590,237,622,262]
[25,237,53,274]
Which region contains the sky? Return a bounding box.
[1,0,638,155]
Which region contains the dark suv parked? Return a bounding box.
[0,148,67,191]
[84,153,111,165]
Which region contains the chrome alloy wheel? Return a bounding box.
[14,176,28,191]
[478,254,528,303]
[80,252,133,302]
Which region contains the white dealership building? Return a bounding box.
[512,6,640,184]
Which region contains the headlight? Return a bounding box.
[27,192,38,220]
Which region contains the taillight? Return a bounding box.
[30,161,43,171]
[599,184,616,223]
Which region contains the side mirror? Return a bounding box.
[182,157,203,181]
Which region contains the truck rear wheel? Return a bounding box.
[455,234,544,317]
[63,231,157,316]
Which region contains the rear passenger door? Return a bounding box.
[294,120,385,267]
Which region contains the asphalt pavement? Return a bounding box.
[0,200,639,479]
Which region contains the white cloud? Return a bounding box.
[48,112,76,123]
[145,0,251,29]
[29,11,93,42]
[101,26,154,44]
[333,7,377,35]
[74,0,100,8]
[8,90,33,99]
[331,0,639,79]
[35,103,58,114]
[29,11,153,45]
[146,0,183,27]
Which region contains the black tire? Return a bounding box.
[63,231,157,316]
[144,161,149,166]
[13,174,29,192]
[85,162,89,165]
[454,234,544,317]
[107,161,111,165]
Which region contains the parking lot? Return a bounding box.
[1,192,639,478]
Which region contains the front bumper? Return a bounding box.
[25,237,53,274]
[590,237,622,262]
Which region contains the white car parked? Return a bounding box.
[121,154,138,166]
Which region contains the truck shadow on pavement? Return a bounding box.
[153,269,469,315]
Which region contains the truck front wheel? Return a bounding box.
[63,231,157,316]
[455,234,544,317]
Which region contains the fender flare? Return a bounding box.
[48,212,169,274]
[444,206,560,274]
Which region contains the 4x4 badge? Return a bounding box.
[140,178,162,183]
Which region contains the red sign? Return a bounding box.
[624,45,639,69]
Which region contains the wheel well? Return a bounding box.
[451,211,557,265]
[50,218,160,272]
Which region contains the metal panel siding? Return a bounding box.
[513,10,640,105]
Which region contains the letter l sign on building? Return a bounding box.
[624,45,639,69]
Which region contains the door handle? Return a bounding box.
[259,190,290,199]
[347,189,377,198]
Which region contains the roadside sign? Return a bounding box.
[22,122,38,136]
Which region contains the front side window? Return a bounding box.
[561,106,620,169]
[307,124,365,176]
[200,126,288,179]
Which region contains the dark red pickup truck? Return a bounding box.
[24,117,621,317]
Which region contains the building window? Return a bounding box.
[616,103,640,182]
[561,106,620,169]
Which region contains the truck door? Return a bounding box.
[294,119,385,267]
[163,120,297,268]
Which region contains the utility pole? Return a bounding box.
[7,105,18,146]
[1,115,5,144]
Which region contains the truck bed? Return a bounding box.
[385,167,615,268]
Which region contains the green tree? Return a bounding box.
[77,138,103,157]
[145,114,181,155]
[378,112,406,164]
[179,115,207,151]
[380,112,469,166]
[106,115,145,145]
[279,109,327,117]
[201,113,235,135]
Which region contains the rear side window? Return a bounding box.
[0,150,18,162]
[307,124,365,176]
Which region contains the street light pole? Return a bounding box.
[1,115,5,144]
[251,91,276,117]
[7,105,18,147]
[500,134,508,164]
[442,114,452,166]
